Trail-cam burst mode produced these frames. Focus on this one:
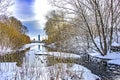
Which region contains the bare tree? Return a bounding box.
[49,0,120,56]
[0,0,13,15]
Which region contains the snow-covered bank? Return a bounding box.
[0,43,33,55]
[46,43,56,49]
[108,59,120,65]
[112,42,120,47]
[88,52,120,65]
[48,63,100,80]
[20,43,44,50]
[0,43,101,80]
[0,63,100,80]
[0,43,44,55]
[0,46,12,54]
[88,52,120,60]
[0,62,19,80]
[36,52,81,58]
[25,43,81,58]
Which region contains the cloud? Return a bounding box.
[22,20,45,36]
[33,0,52,29]
[11,0,52,29]
[12,0,35,21]
[8,0,52,38]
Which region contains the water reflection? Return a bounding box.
[38,45,41,50]
[0,43,73,80]
[38,44,48,52]
[47,56,74,66]
[0,44,50,80]
[0,48,30,67]
[0,43,101,80]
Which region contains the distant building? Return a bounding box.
[38,35,40,41]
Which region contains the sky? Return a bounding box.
[10,0,52,40]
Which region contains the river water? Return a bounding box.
[0,43,119,80]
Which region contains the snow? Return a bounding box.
[0,62,18,80]
[0,46,12,55]
[48,63,100,80]
[0,63,99,80]
[0,43,101,80]
[0,43,44,55]
[89,52,120,60]
[89,52,120,65]
[47,52,80,58]
[108,59,120,65]
[112,42,120,46]
[27,43,81,58]
[47,43,56,49]
[36,52,81,58]
[58,36,89,53]
[69,64,99,80]
[115,76,120,80]
[20,43,44,50]
[0,50,50,80]
[88,33,120,66]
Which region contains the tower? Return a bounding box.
[38,35,40,41]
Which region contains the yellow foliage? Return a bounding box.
[0,22,30,49]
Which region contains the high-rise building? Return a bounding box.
[38,35,40,41]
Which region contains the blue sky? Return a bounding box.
[11,0,52,39]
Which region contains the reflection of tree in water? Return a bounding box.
[0,48,30,67]
[47,56,74,66]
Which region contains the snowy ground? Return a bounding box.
[48,63,100,80]
[88,38,120,66]
[88,35,120,66]
[0,43,45,54]
[0,63,100,80]
[88,52,120,65]
[0,43,100,80]
[0,46,12,55]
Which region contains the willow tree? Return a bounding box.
[50,0,120,56]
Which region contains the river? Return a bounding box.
[0,43,119,80]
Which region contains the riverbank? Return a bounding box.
[0,43,119,80]
[0,43,100,80]
[45,43,120,80]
